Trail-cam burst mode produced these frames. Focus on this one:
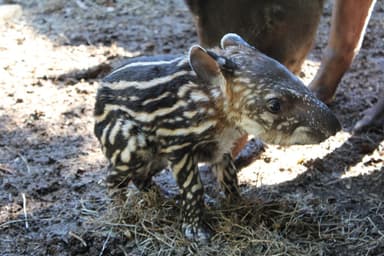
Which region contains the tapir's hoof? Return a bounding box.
[182,223,212,242]
[353,100,384,133]
[353,114,384,133]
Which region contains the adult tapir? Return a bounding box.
[185,0,382,134]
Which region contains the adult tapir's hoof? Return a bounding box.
[353,98,384,133]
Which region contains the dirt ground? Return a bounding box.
[0,0,383,255]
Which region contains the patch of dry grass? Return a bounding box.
[82,184,384,256]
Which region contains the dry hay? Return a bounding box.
[79,179,384,256]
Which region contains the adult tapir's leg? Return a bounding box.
[309,0,376,104]
[309,0,383,132]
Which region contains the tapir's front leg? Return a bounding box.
[212,153,240,201]
[171,154,211,241]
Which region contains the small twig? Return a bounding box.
[18,153,31,174]
[367,217,384,238]
[0,217,54,229]
[324,178,343,186]
[4,146,30,174]
[140,222,173,248]
[0,165,15,174]
[125,2,145,13]
[83,0,101,9]
[99,229,112,256]
[75,0,87,10]
[22,193,29,229]
[69,231,87,247]
[0,219,25,229]
[80,199,99,216]
[117,245,129,256]
[98,221,137,229]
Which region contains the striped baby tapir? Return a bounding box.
[94,33,341,241]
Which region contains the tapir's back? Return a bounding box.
[94,54,196,124]
[93,53,221,147]
[103,55,188,83]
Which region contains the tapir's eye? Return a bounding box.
[266,98,281,113]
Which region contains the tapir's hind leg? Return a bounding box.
[132,157,168,191]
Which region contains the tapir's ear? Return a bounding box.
[220,33,254,49]
[188,45,226,85]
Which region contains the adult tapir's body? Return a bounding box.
[186,0,324,74]
[186,0,383,132]
[94,34,340,241]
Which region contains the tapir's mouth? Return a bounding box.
[261,120,341,146]
[287,126,339,145]
[285,110,341,145]
[262,127,326,146]
[259,127,319,146]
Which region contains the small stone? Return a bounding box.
[144,42,155,52]
[123,229,132,240]
[39,0,65,14]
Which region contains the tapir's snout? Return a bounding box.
[313,102,342,141]
[289,99,342,145]
[323,109,342,136]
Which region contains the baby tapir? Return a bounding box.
[94,33,341,241]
